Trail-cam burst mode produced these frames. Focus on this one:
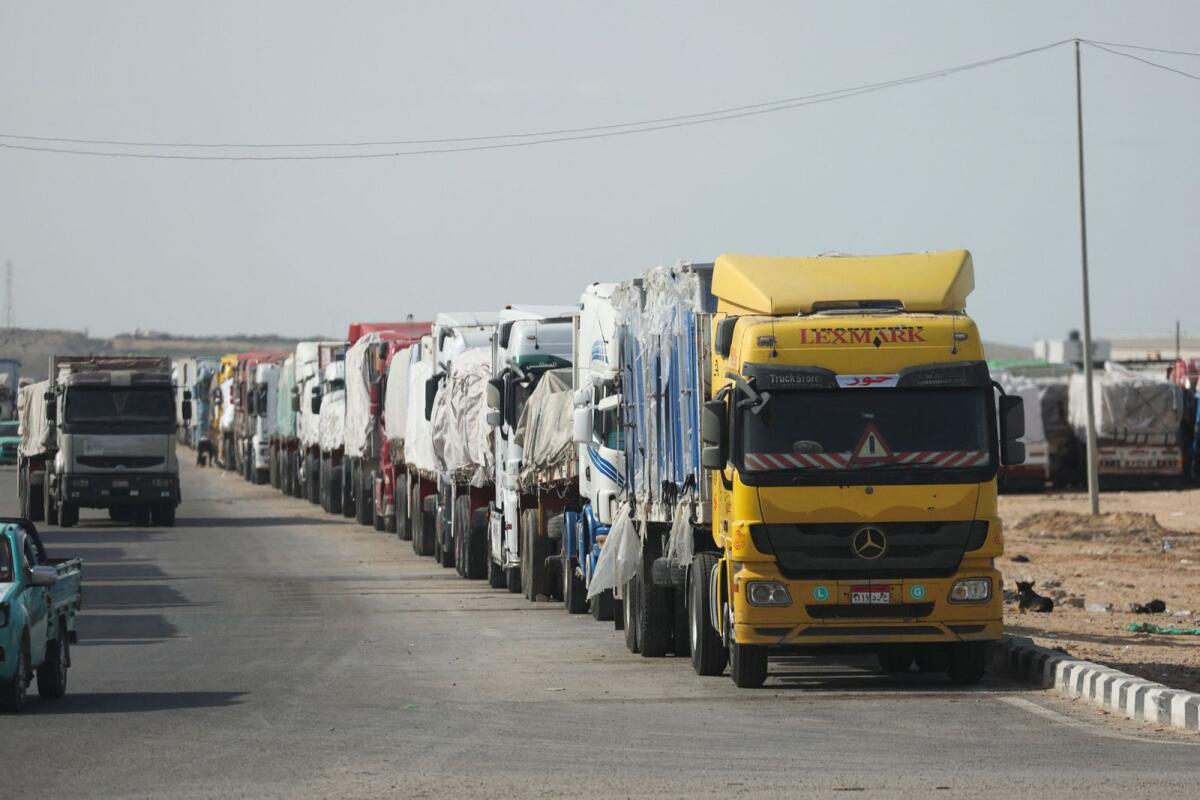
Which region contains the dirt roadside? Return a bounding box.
[999,487,1200,693]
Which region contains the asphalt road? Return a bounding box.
[2,457,1196,799]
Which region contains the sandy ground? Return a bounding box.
[999,487,1200,693]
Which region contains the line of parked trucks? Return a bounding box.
[175,250,1035,687]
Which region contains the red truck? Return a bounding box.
[342,322,431,530]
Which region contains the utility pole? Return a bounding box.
[1075,40,1101,516]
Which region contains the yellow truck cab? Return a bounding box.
[693,251,1025,687]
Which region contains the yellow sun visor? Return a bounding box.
[712,250,974,316]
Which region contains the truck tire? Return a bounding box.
[671,588,691,658]
[26,471,45,522]
[556,514,587,614]
[292,453,304,499]
[690,553,727,676]
[328,464,343,515]
[395,480,409,540]
[505,566,521,594]
[613,596,624,631]
[133,507,151,526]
[589,589,614,622]
[730,642,768,688]
[521,510,549,601]
[355,464,373,526]
[341,462,355,519]
[914,645,949,673]
[878,645,915,674]
[37,627,69,700]
[269,449,280,489]
[453,495,470,576]
[437,498,456,569]
[0,635,30,712]
[151,504,177,527]
[487,532,506,589]
[464,507,488,580]
[319,459,330,512]
[109,507,133,523]
[623,578,640,653]
[373,473,387,531]
[636,533,671,658]
[58,503,79,528]
[415,496,436,557]
[946,642,987,685]
[307,455,320,505]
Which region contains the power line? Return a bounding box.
[1083,40,1200,81]
[1082,39,1200,58]
[0,39,1073,158]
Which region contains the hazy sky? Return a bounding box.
[1,2,1197,346]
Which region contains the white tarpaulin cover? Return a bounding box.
[319,389,346,452]
[993,372,1047,445]
[430,347,493,486]
[275,356,296,439]
[344,333,382,459]
[383,346,413,452]
[586,501,640,599]
[18,380,51,457]
[218,379,235,432]
[516,368,575,489]
[403,358,438,475]
[1069,363,1183,444]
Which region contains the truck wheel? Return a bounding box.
[690,553,727,676]
[292,453,304,499]
[414,495,436,557]
[341,462,355,518]
[395,480,409,540]
[355,464,373,526]
[878,645,915,674]
[505,567,521,594]
[671,588,691,658]
[59,502,78,528]
[623,578,640,653]
[465,508,488,580]
[151,503,176,527]
[730,642,769,688]
[521,510,548,600]
[269,449,280,489]
[329,465,343,515]
[45,487,59,526]
[636,534,671,658]
[0,636,30,712]
[613,596,624,631]
[487,531,506,589]
[589,589,614,622]
[453,496,470,576]
[374,475,387,532]
[319,460,330,512]
[37,628,69,700]
[914,645,949,673]
[946,642,988,685]
[133,507,151,526]
[556,514,586,614]
[307,455,320,505]
[109,507,133,523]
[26,472,45,522]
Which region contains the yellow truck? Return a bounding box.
[688,251,1025,687]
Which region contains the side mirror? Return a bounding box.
[572,406,593,444]
[182,399,193,423]
[30,565,58,587]
[246,392,257,416]
[486,410,502,428]
[311,389,322,415]
[256,386,268,416]
[44,391,56,423]
[998,394,1026,466]
[486,377,504,412]
[291,389,300,412]
[715,317,737,359]
[183,390,192,402]
[424,375,441,421]
[700,399,728,470]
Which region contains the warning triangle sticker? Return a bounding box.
[851,423,893,462]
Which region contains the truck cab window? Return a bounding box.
[0,537,12,582]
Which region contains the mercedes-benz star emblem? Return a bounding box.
[851,526,888,560]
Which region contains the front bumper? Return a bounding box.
[731,565,1003,646]
[60,473,179,508]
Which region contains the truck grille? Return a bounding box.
[750,520,987,579]
[77,455,165,469]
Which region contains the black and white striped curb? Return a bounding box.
[995,636,1200,733]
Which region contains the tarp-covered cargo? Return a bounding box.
[430,347,493,485]
[383,345,413,452]
[992,372,1047,446]
[344,333,381,458]
[516,367,575,489]
[218,379,235,432]
[403,355,438,475]
[275,356,296,439]
[1069,364,1184,444]
[319,390,346,452]
[18,380,51,457]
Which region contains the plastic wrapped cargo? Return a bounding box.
[17,380,51,457]
[275,356,296,439]
[1069,364,1184,443]
[383,345,413,451]
[992,372,1047,446]
[403,355,438,476]
[318,389,346,452]
[515,367,575,489]
[218,378,235,432]
[343,333,381,459]
[430,347,493,486]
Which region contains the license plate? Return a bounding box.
[112,480,129,488]
[850,586,891,604]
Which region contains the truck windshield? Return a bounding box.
[65,387,175,425]
[738,387,993,483]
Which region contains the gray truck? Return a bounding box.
[17,356,185,528]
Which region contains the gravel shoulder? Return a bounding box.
[999,488,1200,693]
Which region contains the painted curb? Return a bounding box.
[994,635,1200,732]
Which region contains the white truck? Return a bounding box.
[243,360,282,486]
[291,341,342,504]
[315,354,349,515]
[484,308,575,595]
[18,356,185,527]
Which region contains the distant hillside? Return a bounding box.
[0,328,329,382]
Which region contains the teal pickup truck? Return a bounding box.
[1,518,82,711]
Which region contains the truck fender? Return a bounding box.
[709,557,725,635]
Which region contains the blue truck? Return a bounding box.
[1,518,82,711]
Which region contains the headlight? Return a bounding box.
[949,578,991,602]
[745,581,792,607]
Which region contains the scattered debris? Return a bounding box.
[1010,554,1030,563]
[1128,599,1167,615]
[1085,602,1114,613]
[1127,622,1200,635]
[1039,577,1062,589]
[1060,596,1085,609]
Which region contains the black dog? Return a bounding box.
[1015,581,1055,613]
